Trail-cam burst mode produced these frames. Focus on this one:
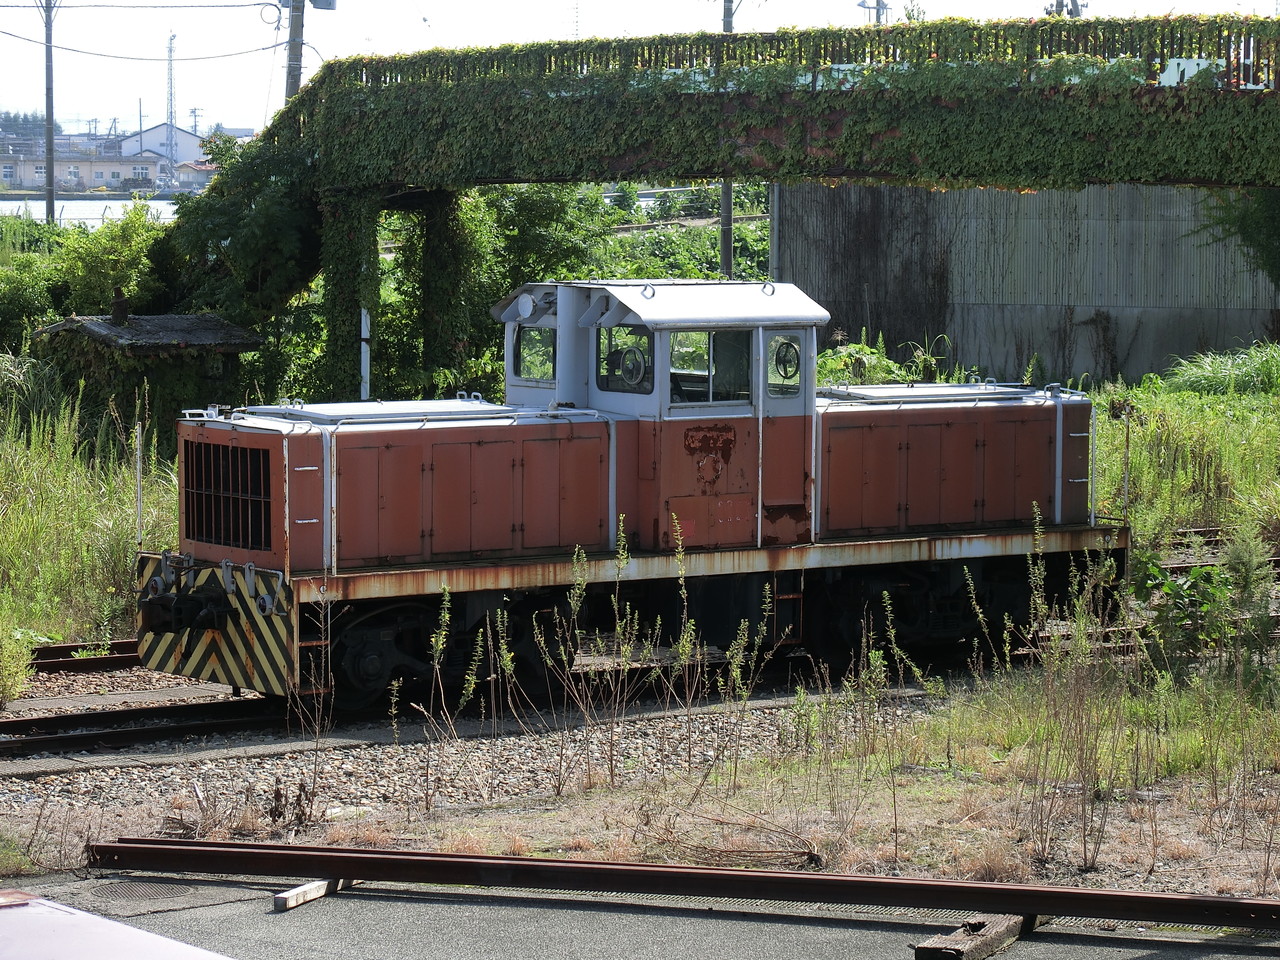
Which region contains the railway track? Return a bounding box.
[30,639,140,673]
[0,698,287,759]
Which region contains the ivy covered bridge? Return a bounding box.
[177,16,1280,397]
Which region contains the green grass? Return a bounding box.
[1162,341,1280,394]
[0,355,176,672]
[0,835,35,878]
[916,669,1280,787]
[1093,382,1280,543]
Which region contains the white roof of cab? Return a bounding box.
[493,279,830,330]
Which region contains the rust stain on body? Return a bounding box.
[684,425,736,489]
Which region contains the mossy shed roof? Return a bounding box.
[36,313,260,357]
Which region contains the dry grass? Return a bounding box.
[9,726,1280,901]
[502,835,532,857]
[953,837,1028,882]
[440,831,489,855]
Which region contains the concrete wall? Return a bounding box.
[772,183,1280,383]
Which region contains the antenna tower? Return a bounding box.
[165,33,177,182]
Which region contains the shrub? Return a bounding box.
[0,263,54,351]
[816,331,908,385]
[55,201,164,315]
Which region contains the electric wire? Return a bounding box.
[261,0,283,127]
[0,28,289,60]
[2,3,273,7]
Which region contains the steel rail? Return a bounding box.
[89,837,1280,931]
[31,639,140,673]
[31,654,142,673]
[0,700,284,758]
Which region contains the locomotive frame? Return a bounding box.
[136,280,1127,705]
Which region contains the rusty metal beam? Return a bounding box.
[89,838,1280,931]
[291,525,1127,603]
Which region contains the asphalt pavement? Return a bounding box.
[8,871,1280,960]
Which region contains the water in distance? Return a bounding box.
[0,198,178,228]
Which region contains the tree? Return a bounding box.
[0,261,54,351]
[375,183,617,402]
[602,219,770,281]
[55,202,165,315]
[168,133,321,328]
[0,111,62,138]
[610,182,639,219]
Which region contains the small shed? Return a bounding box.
[175,160,219,191]
[33,305,260,455]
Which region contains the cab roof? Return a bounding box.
[493,279,830,330]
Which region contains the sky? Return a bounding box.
[0,0,1272,137]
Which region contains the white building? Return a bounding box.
[117,123,206,179]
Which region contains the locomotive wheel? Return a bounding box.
[334,634,394,710]
[331,603,434,710]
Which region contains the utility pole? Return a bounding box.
[1043,0,1082,15]
[189,107,202,135]
[285,1,335,101]
[719,0,734,279]
[40,0,57,223]
[285,0,305,99]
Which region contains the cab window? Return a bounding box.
[597,325,654,394]
[766,334,802,398]
[515,326,555,381]
[669,330,753,403]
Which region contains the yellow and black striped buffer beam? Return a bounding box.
[136,554,296,697]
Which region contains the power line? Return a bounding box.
[0,3,273,8]
[0,28,289,60]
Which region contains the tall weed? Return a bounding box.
[0,361,175,650]
[1094,383,1280,539]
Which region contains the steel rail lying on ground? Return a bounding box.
[89,837,1280,931]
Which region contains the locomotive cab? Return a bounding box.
[494,280,826,550]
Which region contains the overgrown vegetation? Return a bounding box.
[364,533,1280,886]
[160,16,1280,394]
[0,355,176,705]
[1091,343,1280,543]
[21,528,1279,893]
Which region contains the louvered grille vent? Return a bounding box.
[183,440,272,551]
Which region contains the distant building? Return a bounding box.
[0,133,159,190]
[117,123,207,178]
[175,161,218,191]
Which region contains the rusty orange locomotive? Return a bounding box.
[136,280,1126,705]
